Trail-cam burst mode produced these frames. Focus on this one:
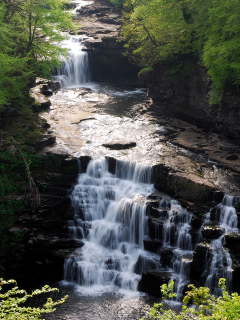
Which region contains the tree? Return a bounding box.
[0,0,76,108]
[0,278,67,320]
[121,0,240,103]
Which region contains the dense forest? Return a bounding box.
[109,0,240,104]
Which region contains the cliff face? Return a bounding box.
[147,62,240,141]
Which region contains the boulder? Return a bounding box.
[152,164,215,203]
[134,255,160,275]
[189,243,212,281]
[144,238,162,253]
[202,225,224,241]
[209,206,221,221]
[159,248,174,268]
[102,141,137,150]
[148,218,164,240]
[138,269,176,297]
[190,216,203,229]
[30,85,51,110]
[224,233,240,293]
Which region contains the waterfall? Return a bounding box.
[64,157,159,293]
[203,195,238,295]
[63,157,238,298]
[53,36,90,88]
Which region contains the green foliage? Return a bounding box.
[145,279,240,319]
[121,0,240,103]
[0,278,67,320]
[0,0,76,108]
[108,0,124,7]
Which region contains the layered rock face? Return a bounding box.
[146,62,240,141]
[75,0,140,84]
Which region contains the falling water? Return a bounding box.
[63,157,238,299]
[64,157,160,293]
[53,36,90,88]
[203,195,238,294]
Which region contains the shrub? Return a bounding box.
[0,278,67,320]
[146,278,240,319]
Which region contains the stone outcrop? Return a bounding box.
[102,141,136,150]
[152,164,215,203]
[189,243,212,281]
[75,0,140,84]
[224,233,240,293]
[202,224,224,241]
[137,270,176,297]
[146,62,240,141]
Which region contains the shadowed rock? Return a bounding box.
[103,141,136,150]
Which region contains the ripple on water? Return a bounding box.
[44,283,159,320]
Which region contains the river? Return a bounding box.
[40,1,239,319]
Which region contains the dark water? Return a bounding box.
[90,84,147,117]
[41,282,159,320]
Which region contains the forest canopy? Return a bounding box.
[0,0,75,108]
[120,0,240,103]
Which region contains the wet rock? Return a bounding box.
[159,248,174,268]
[102,141,136,150]
[106,156,117,174]
[147,192,162,200]
[138,269,176,297]
[134,255,159,275]
[189,228,202,247]
[40,84,53,97]
[189,242,212,281]
[144,238,162,253]
[149,207,168,219]
[30,85,51,110]
[30,236,84,249]
[224,233,240,293]
[34,135,56,150]
[190,216,203,229]
[152,163,215,203]
[209,206,221,221]
[79,155,91,173]
[98,15,120,25]
[148,218,164,240]
[226,154,238,161]
[213,191,225,204]
[202,225,224,240]
[146,200,164,216]
[77,4,113,15]
[84,39,103,48]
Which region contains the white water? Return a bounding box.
[64,157,160,295]
[203,195,238,295]
[64,157,239,300]
[53,36,91,88]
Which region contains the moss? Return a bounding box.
[138,67,153,83]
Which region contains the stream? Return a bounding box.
[41,1,239,319]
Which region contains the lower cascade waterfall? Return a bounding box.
[63,157,238,298]
[64,157,158,292]
[203,195,238,295]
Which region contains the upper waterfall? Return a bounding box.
[53,36,91,88]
